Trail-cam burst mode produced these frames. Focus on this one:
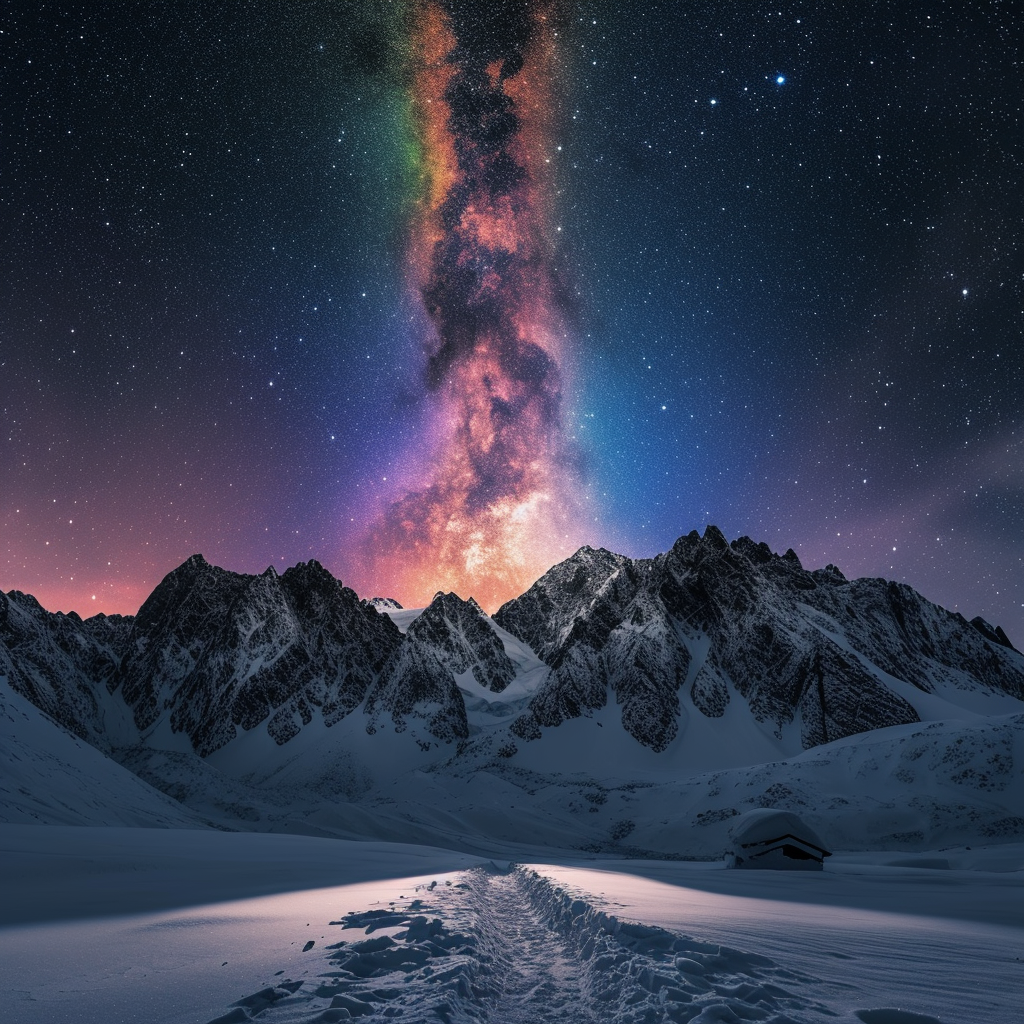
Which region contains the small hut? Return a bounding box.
[728,809,831,870]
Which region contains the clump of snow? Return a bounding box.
[729,808,828,852]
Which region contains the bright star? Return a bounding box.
[776,75,785,85]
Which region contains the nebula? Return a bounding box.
[356,0,587,611]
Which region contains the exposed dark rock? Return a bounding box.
[112,555,403,755]
[970,616,1017,652]
[5,528,1022,768]
[405,592,516,693]
[365,640,468,746]
[690,664,729,719]
[496,526,1024,752]
[363,591,519,747]
[0,589,130,746]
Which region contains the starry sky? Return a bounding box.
[3,1,1022,644]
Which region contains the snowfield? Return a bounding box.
[0,826,1021,1024]
[3,536,1024,1022]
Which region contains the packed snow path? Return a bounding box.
[205,866,837,1024]
[459,870,597,1024]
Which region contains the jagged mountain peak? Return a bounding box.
[362,588,520,748]
[494,543,634,665]
[427,590,480,615]
[429,590,486,616]
[4,531,1023,788]
[702,523,730,550]
[279,557,366,612]
[83,609,133,626]
[3,589,47,615]
[111,553,402,755]
[4,531,1024,860]
[727,535,775,565]
[1,587,129,747]
[497,527,1024,754]
[281,557,330,580]
[970,615,1017,652]
[408,590,516,694]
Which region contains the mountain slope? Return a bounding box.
[495,526,1024,753]
[113,555,403,755]
[0,589,133,748]
[0,672,204,828]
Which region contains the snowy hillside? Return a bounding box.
[0,672,204,828]
[0,589,134,748]
[2,826,1021,1024]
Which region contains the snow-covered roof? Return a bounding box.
[729,808,829,855]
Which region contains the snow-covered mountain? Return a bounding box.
[365,591,518,749]
[114,554,403,755]
[2,527,1023,854]
[0,588,133,748]
[496,527,1024,752]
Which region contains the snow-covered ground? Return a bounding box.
[3,593,1023,1022]
[1,825,1020,1024]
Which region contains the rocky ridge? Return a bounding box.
[0,589,131,747]
[2,529,1022,768]
[111,555,403,755]
[495,526,1024,752]
[365,592,516,748]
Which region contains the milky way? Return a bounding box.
[4,3,1022,642]
[355,1,588,610]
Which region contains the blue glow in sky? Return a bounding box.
[3,1,1023,644]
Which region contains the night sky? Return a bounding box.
[3,2,1022,644]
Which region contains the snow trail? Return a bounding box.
[204,867,834,1023]
[461,869,597,1024]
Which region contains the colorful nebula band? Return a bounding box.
[357,1,587,610]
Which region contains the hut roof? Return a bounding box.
[729,808,830,857]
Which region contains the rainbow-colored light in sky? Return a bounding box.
[355,1,588,610]
[7,3,1020,643]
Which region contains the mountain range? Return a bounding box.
[2,526,1022,857]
